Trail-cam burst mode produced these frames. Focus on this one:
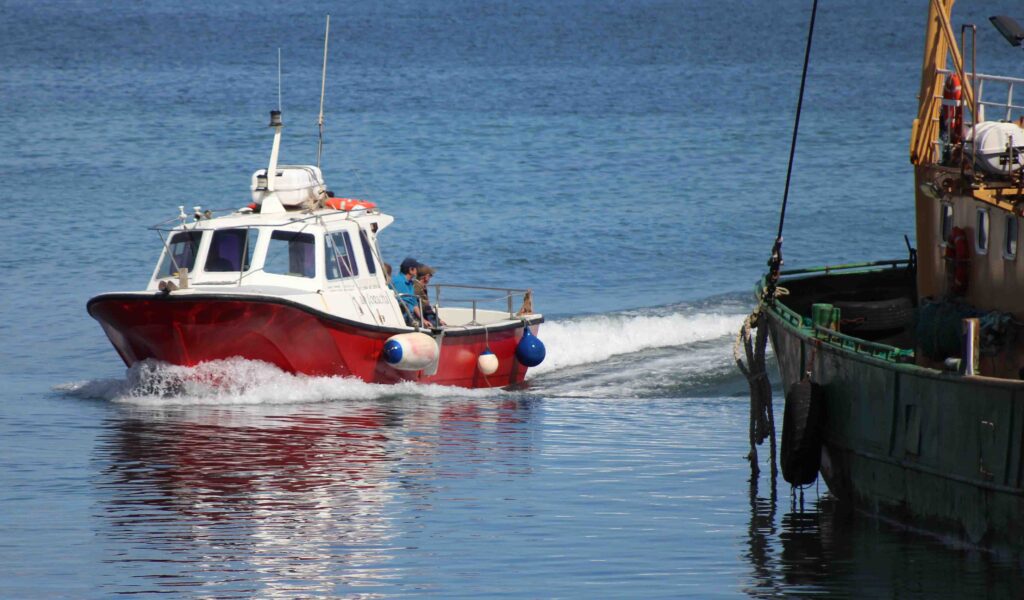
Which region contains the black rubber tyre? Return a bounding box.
[781,378,824,486]
[833,297,914,333]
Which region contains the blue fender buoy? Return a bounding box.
[515,326,546,367]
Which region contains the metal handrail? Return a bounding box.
[756,272,915,364]
[779,258,911,278]
[430,283,532,323]
[931,69,1024,161]
[148,204,378,231]
[812,324,914,363]
[936,69,1024,123]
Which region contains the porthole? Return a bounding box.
[940,203,953,242]
[976,208,990,255]
[1005,213,1018,260]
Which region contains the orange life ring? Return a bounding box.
[325,197,377,211]
[945,226,970,295]
[941,74,963,146]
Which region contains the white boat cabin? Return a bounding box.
[149,206,412,326]
[148,202,532,331]
[144,110,535,334]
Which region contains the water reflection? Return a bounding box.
[743,476,777,598]
[87,392,1024,598]
[743,475,1024,598]
[94,398,536,597]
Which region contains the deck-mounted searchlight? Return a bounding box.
[990,15,1024,48]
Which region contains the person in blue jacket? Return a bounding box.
[393,257,430,326]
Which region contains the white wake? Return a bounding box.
[59,303,749,405]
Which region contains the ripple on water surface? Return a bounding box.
[40,302,1020,597]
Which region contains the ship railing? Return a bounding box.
[761,259,912,321]
[936,69,1024,124]
[778,258,912,278]
[147,206,369,231]
[760,259,915,364]
[766,288,914,364]
[934,69,1024,156]
[430,284,533,325]
[810,325,914,364]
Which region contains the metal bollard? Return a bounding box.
[961,318,979,375]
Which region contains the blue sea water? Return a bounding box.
[3,0,1024,597]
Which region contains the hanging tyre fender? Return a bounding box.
[781,378,824,486]
[833,296,914,333]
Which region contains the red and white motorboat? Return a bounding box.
[88,110,545,389]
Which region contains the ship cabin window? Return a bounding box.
[264,230,316,278]
[157,231,202,278]
[976,208,990,255]
[940,203,953,242]
[359,229,378,275]
[1005,215,1019,260]
[205,228,257,272]
[326,231,359,280]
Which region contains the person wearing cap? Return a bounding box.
[415,264,444,327]
[393,257,429,326]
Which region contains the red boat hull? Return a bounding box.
[87,294,542,388]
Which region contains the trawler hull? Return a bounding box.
[763,266,1024,551]
[88,293,541,389]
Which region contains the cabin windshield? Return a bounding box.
[325,231,359,279]
[157,231,202,278]
[205,228,257,272]
[359,229,378,275]
[264,230,316,278]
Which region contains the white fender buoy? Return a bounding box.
[477,348,499,375]
[382,332,439,371]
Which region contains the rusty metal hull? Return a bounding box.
[764,267,1024,551]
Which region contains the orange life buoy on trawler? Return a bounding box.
[325,197,377,211]
[945,226,970,296]
[941,74,964,146]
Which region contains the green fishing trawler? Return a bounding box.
[751,1,1024,550]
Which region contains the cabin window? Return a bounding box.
[157,231,202,278]
[264,230,316,278]
[1005,215,1019,260]
[359,229,378,275]
[976,209,990,255]
[326,231,359,279]
[940,203,953,242]
[205,229,257,272]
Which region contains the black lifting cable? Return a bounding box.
[766,0,819,300]
[741,0,820,484]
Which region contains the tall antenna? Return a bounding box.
[277,47,282,112]
[317,15,331,170]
